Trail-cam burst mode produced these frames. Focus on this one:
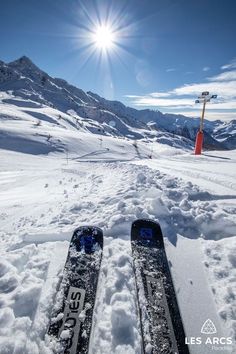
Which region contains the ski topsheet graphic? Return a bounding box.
[131,219,189,354]
[48,226,103,354]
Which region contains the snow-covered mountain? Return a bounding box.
[0,56,235,152]
[1,57,236,354]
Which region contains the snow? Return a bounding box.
[91,238,141,354]
[166,236,232,354]
[1,56,236,151]
[0,57,236,353]
[0,145,235,353]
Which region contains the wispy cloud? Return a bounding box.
[126,92,171,99]
[149,92,171,98]
[221,58,236,70]
[125,60,236,120]
[173,80,236,98]
[127,96,194,108]
[203,66,210,72]
[208,70,236,82]
[166,68,176,72]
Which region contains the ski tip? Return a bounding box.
[131,219,164,248]
[73,225,103,236]
[71,225,103,252]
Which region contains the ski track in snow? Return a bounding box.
[203,238,236,343]
[0,152,236,354]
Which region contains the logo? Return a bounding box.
[58,286,86,354]
[185,318,233,351]
[201,319,217,334]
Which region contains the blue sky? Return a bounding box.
[1,0,236,120]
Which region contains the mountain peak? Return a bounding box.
[7,56,49,85]
[9,55,34,65]
[9,56,42,73]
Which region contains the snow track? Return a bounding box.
[90,238,141,354]
[136,151,236,195]
[0,150,236,353]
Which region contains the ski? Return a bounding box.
[48,226,103,354]
[131,219,189,354]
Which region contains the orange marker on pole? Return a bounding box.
[194,92,217,155]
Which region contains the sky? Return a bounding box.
[1,0,236,121]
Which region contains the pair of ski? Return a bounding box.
[48,219,189,354]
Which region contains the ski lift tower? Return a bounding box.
[194,91,217,155]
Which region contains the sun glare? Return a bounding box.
[92,25,115,51]
[73,2,135,69]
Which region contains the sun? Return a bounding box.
[72,2,136,68]
[92,24,116,51]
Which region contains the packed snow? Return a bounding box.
[0,58,236,354]
[0,145,235,354]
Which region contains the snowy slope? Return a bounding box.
[0,56,236,354]
[86,91,235,149]
[0,146,235,354]
[214,120,236,149]
[1,56,235,149]
[0,88,194,160]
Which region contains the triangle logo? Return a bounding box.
[201,319,217,334]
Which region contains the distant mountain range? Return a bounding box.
[0,56,235,150]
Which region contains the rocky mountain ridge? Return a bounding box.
[0,56,234,150]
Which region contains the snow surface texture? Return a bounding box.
[0,57,236,354]
[0,147,235,354]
